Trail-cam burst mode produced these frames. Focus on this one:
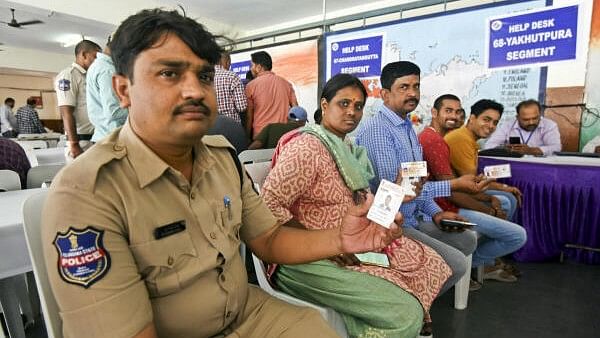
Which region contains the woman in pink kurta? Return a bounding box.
[262,74,451,338]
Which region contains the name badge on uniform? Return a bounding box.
[58,79,71,91]
[154,220,186,240]
[53,226,111,288]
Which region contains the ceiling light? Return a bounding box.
[59,34,85,48]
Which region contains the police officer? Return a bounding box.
[54,39,100,159]
[42,9,403,338]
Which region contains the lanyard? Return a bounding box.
[517,125,536,146]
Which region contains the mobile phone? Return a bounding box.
[509,136,521,145]
[440,219,477,230]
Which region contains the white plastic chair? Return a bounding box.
[244,162,272,188]
[238,148,275,164]
[454,254,472,310]
[0,170,21,191]
[22,190,62,338]
[252,254,348,337]
[15,140,48,150]
[26,164,64,189]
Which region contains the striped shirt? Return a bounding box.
[214,65,247,123]
[355,105,450,227]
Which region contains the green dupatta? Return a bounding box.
[301,124,374,192]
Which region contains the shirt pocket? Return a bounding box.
[129,231,198,297]
[213,198,243,258]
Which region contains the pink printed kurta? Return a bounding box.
[262,134,451,314]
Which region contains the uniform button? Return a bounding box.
[220,274,226,282]
[167,256,174,266]
[190,192,196,199]
[113,144,124,151]
[225,311,232,318]
[210,232,217,239]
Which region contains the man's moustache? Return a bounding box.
[174,100,210,115]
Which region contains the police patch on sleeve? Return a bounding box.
[58,79,71,91]
[53,226,111,288]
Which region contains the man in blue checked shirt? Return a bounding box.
[356,61,488,295]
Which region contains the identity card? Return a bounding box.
[355,252,390,268]
[400,161,428,178]
[483,164,512,179]
[367,179,404,228]
[400,161,427,196]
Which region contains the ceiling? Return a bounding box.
[0,0,424,55]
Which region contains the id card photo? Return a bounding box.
[367,179,404,228]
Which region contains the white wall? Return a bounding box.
[1,46,72,73]
[0,74,59,119]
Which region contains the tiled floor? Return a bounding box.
[6,258,599,338]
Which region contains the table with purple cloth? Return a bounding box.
[479,156,600,264]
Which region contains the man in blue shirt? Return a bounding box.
[86,35,128,142]
[356,61,483,294]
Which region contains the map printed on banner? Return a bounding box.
[487,4,579,68]
[325,0,547,133]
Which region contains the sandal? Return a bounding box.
[419,322,433,337]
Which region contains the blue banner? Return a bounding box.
[231,60,252,79]
[488,5,578,68]
[330,35,383,78]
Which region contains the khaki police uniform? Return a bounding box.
[42,122,338,338]
[54,62,94,136]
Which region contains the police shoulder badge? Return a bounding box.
[53,226,111,288]
[58,79,70,91]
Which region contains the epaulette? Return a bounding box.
[52,141,127,192]
[202,135,236,150]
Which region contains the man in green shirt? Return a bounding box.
[248,106,307,149]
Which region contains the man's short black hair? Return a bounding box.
[380,61,420,90]
[26,97,37,106]
[470,99,504,118]
[110,8,223,81]
[74,39,101,56]
[4,97,15,104]
[250,51,272,71]
[433,94,460,111]
[516,99,541,115]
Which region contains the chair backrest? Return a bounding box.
[16,140,48,150]
[0,169,21,191]
[22,190,62,338]
[244,161,272,189]
[238,148,275,164]
[27,164,64,189]
[251,254,348,337]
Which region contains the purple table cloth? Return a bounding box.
[479,157,600,264]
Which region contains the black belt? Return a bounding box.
[77,134,93,141]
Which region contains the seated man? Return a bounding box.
[0,137,30,188]
[1,97,18,137]
[420,94,526,283]
[484,99,561,156]
[248,106,308,150]
[356,61,484,301]
[445,99,523,222]
[15,97,46,134]
[206,114,249,154]
[42,9,403,338]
